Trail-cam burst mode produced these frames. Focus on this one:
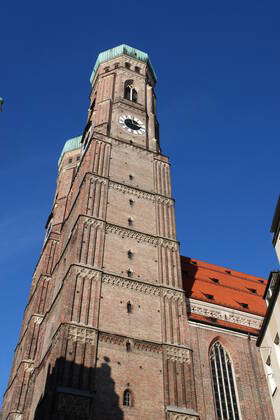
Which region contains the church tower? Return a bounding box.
[2,45,198,419]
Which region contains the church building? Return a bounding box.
[2,45,274,419]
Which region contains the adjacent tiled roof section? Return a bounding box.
[181,256,267,334]
[58,135,82,166]
[89,44,157,84]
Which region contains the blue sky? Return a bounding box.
[1,0,279,401]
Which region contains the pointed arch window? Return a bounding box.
[124,80,137,103]
[210,341,240,420]
[123,389,132,406]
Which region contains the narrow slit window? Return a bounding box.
[128,218,133,226]
[127,301,132,313]
[126,341,131,352]
[129,199,134,206]
[123,389,131,406]
[127,250,133,259]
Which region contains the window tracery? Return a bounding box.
[210,341,240,420]
[124,80,137,103]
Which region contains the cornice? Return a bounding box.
[51,323,191,361]
[102,272,184,301]
[108,181,174,205]
[105,222,178,249]
[187,319,258,339]
[163,345,191,363]
[187,298,263,330]
[102,273,161,296]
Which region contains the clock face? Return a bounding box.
[119,114,146,135]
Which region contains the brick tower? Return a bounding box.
[2,45,198,419]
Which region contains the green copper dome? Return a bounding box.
[90,44,157,84]
[58,135,82,166]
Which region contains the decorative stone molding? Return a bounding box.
[167,412,199,420]
[89,175,107,185]
[108,180,174,205]
[83,218,104,229]
[33,315,43,325]
[188,299,263,329]
[31,274,50,289]
[162,289,185,302]
[109,181,155,201]
[99,332,162,355]
[57,393,90,417]
[156,196,174,206]
[158,238,178,251]
[105,223,178,249]
[99,332,126,346]
[102,274,161,296]
[105,224,158,246]
[67,325,96,345]
[102,273,186,302]
[134,340,162,354]
[164,346,191,364]
[76,266,101,280]
[23,360,34,373]
[11,414,23,420]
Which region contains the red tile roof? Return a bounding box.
[181,256,267,334]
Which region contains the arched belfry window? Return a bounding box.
[210,341,240,420]
[124,80,137,103]
[123,389,132,406]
